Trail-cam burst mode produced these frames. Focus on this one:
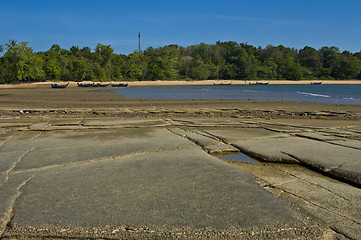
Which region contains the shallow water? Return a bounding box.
[114,84,361,105]
[215,152,261,164]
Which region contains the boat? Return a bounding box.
[213,82,232,85]
[311,81,322,85]
[51,82,69,88]
[77,82,95,87]
[111,83,128,87]
[94,83,110,87]
[249,82,269,85]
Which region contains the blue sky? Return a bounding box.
[1,0,361,54]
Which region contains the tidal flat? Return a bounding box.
[0,84,360,239]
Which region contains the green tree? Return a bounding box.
[2,40,45,82]
[1,40,360,83]
[354,51,361,61]
[110,54,127,80]
[206,61,220,79]
[189,58,210,80]
[94,43,113,80]
[283,62,303,80]
[70,46,80,57]
[80,47,92,60]
[319,46,340,78]
[276,56,303,80]
[221,63,239,79]
[43,45,62,80]
[44,58,61,80]
[256,60,277,79]
[298,46,322,77]
[125,52,146,80]
[145,45,181,80]
[263,45,302,80]
[49,44,62,57]
[335,53,361,79]
[67,56,94,81]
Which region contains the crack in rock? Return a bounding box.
[0,176,34,238]
[296,133,361,151]
[27,132,43,142]
[0,136,13,150]
[1,147,35,189]
[258,178,361,237]
[165,127,238,154]
[12,145,196,175]
[280,151,361,187]
[324,165,342,172]
[270,164,351,203]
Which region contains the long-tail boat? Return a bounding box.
[249,82,269,85]
[111,83,128,87]
[77,82,95,87]
[51,82,69,88]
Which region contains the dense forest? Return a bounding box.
[0,39,360,83]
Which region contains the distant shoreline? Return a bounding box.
[1,81,361,121]
[1,80,361,88]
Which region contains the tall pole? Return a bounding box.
[138,32,141,52]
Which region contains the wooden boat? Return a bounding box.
[213,82,232,85]
[94,83,110,87]
[77,82,95,87]
[51,82,69,88]
[311,81,322,85]
[249,82,269,85]
[111,83,128,87]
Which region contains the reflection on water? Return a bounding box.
[215,152,261,164]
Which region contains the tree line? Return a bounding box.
[0,39,360,83]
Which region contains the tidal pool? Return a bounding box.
[215,152,261,164]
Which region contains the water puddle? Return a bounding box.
[214,152,261,164]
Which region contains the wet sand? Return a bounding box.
[0,84,360,121]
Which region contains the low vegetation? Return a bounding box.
[0,40,360,83]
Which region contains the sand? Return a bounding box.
[1,84,361,121]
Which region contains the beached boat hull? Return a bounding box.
[93,83,110,87]
[77,83,95,87]
[249,82,269,85]
[213,83,232,85]
[51,83,69,88]
[111,83,128,87]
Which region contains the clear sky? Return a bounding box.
[1,0,361,54]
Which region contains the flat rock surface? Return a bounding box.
[1,117,361,239]
[231,136,361,185]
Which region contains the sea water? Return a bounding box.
[114,84,361,105]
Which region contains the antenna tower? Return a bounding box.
[138,32,141,52]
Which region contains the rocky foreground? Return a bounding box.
[0,86,361,239]
[0,117,360,239]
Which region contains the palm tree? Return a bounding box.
[5,39,17,49]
